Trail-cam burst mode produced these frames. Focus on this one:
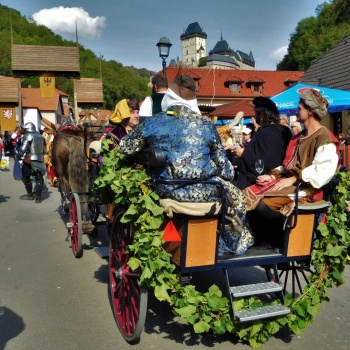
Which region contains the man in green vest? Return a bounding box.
[139,74,168,116]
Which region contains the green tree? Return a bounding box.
[277,0,350,71]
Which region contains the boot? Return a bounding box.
[20,193,34,200]
[35,196,42,204]
[35,179,43,204]
[20,182,34,200]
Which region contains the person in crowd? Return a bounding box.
[15,122,46,203]
[241,124,254,147]
[139,74,168,116]
[244,89,339,249]
[291,121,302,135]
[118,74,254,256]
[279,114,290,128]
[224,97,292,190]
[0,134,4,160]
[107,98,140,146]
[337,132,348,146]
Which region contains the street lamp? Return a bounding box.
[156,37,172,76]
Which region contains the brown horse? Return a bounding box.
[51,127,94,233]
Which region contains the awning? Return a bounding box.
[271,83,350,116]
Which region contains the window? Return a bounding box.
[230,83,239,93]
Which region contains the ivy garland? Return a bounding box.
[94,139,350,349]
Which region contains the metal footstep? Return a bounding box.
[235,305,290,322]
[230,282,283,297]
[94,246,109,259]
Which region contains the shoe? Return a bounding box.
[217,251,235,260]
[35,198,42,203]
[20,194,34,200]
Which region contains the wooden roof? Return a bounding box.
[75,78,104,106]
[0,77,20,104]
[11,44,80,77]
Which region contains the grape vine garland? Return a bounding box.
[94,139,350,348]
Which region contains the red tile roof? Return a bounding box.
[21,88,66,111]
[165,67,304,100]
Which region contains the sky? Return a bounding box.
[1,0,324,72]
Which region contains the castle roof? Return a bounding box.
[180,22,207,40]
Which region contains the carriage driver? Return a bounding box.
[15,122,47,203]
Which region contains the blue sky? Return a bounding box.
[1,0,324,72]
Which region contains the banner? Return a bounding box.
[40,73,56,98]
[0,107,16,131]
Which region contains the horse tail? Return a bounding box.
[68,136,88,193]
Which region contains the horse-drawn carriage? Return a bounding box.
[51,122,105,258]
[94,142,350,347]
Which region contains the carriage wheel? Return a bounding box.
[69,193,83,258]
[88,199,100,224]
[109,208,148,343]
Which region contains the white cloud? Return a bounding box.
[269,46,288,61]
[32,6,107,39]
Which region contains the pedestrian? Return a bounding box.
[15,122,46,203]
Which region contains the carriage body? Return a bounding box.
[106,147,334,343]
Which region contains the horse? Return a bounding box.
[51,126,94,233]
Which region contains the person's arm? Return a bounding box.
[301,143,338,188]
[210,125,234,181]
[119,124,146,155]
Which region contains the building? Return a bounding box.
[21,88,70,129]
[165,66,303,107]
[180,22,207,68]
[207,34,255,70]
[180,22,254,70]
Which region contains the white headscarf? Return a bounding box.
[161,88,201,114]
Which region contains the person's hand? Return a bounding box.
[256,174,273,185]
[346,200,350,212]
[14,153,21,161]
[223,143,235,151]
[233,146,244,157]
[229,111,245,129]
[270,176,297,191]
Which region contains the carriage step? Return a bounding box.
[235,304,290,322]
[230,282,283,298]
[94,246,109,259]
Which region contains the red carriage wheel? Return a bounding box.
[109,208,148,343]
[69,193,83,258]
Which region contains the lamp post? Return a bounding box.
[156,37,172,76]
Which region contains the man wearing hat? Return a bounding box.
[244,89,339,249]
[119,74,254,256]
[225,96,292,190]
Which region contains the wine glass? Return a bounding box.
[255,159,264,175]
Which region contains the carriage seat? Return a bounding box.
[160,199,222,218]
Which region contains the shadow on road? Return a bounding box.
[0,306,25,349]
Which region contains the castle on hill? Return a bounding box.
[173,22,255,70]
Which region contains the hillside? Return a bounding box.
[0,4,153,109]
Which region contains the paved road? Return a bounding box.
[0,162,350,350]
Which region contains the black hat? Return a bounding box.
[169,74,197,100]
[253,97,279,115]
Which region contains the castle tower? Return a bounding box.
[180,22,207,67]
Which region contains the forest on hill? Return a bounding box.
[0,4,153,110]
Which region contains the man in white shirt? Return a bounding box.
[139,74,168,116]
